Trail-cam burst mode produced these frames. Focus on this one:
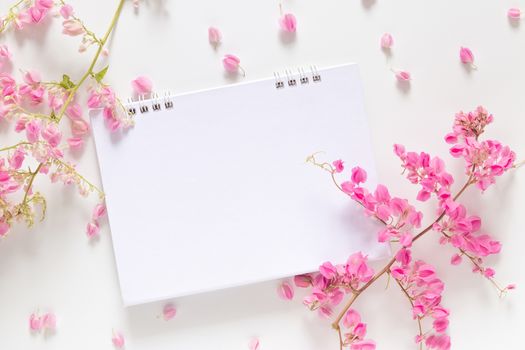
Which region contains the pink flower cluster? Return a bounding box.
[29,310,56,333]
[87,86,131,132]
[445,106,516,191]
[295,252,374,318]
[341,309,376,350]
[2,0,54,30]
[391,249,451,350]
[340,167,423,248]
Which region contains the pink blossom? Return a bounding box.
[380,33,393,49]
[66,103,83,120]
[86,221,99,238]
[343,309,361,328]
[508,8,521,19]
[24,70,41,86]
[131,76,152,95]
[278,281,294,300]
[112,331,125,348]
[36,0,53,10]
[26,119,41,143]
[9,147,25,170]
[67,137,84,150]
[293,274,312,288]
[395,70,411,82]
[223,54,245,76]
[351,166,367,184]
[42,312,56,331]
[29,313,43,331]
[71,118,89,137]
[248,337,260,350]
[450,254,462,265]
[0,45,11,60]
[162,303,177,320]
[459,47,476,68]
[62,19,84,36]
[41,123,62,147]
[279,13,297,32]
[92,203,107,220]
[60,4,74,19]
[332,159,344,173]
[0,221,9,237]
[208,27,221,47]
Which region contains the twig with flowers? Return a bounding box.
[0,0,132,239]
[296,107,519,350]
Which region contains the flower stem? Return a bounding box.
[55,0,126,123]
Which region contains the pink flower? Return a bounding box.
[350,339,376,350]
[92,203,107,220]
[162,303,177,320]
[380,33,393,49]
[131,76,153,95]
[71,118,90,137]
[343,309,361,328]
[66,103,83,120]
[112,331,125,348]
[450,254,462,265]
[41,123,62,147]
[62,19,84,36]
[0,45,11,59]
[293,274,312,288]
[395,70,411,82]
[67,137,84,150]
[208,27,221,47]
[9,147,25,170]
[60,4,74,19]
[459,47,476,68]
[42,312,56,331]
[24,70,41,86]
[508,8,521,19]
[223,54,245,76]
[0,221,9,237]
[351,166,367,184]
[248,337,260,350]
[26,119,41,143]
[86,221,100,238]
[332,159,344,173]
[28,6,44,23]
[278,281,294,300]
[29,313,43,332]
[36,0,53,10]
[280,13,297,32]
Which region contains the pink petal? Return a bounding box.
[86,221,100,238]
[112,331,125,348]
[162,303,177,320]
[0,45,11,59]
[0,221,9,237]
[222,54,244,75]
[450,253,462,265]
[92,203,107,220]
[277,281,294,300]
[459,47,475,64]
[208,27,222,46]
[248,337,260,350]
[508,8,521,19]
[131,76,153,95]
[380,33,393,49]
[60,4,74,19]
[67,137,84,150]
[395,70,411,82]
[279,13,297,32]
[332,159,344,173]
[29,313,43,331]
[42,312,56,331]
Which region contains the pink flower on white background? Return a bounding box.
[222,54,245,76]
[62,19,84,36]
[380,33,393,49]
[59,4,74,19]
[277,281,294,300]
[394,70,411,82]
[162,303,177,320]
[459,47,476,69]
[508,8,521,19]
[112,330,125,348]
[279,13,297,32]
[208,27,221,48]
[248,337,260,350]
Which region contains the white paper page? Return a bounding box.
[91,63,388,306]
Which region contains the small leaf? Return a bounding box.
[59,74,75,90]
[94,65,109,83]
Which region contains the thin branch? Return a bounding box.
[394,276,423,350]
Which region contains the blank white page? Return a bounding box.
[91,63,387,306]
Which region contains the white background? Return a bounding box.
[0,0,524,349]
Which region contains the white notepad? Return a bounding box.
[91,63,387,306]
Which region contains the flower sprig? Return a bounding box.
[299,106,520,350]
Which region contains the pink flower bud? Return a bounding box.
[131,76,153,95]
[459,47,476,68]
[277,281,294,300]
[248,337,260,350]
[0,221,9,237]
[86,221,100,238]
[450,254,462,265]
[67,137,84,150]
[380,33,393,49]
[29,313,43,332]
[279,13,297,32]
[223,54,245,76]
[395,70,411,82]
[60,4,74,19]
[208,26,221,47]
[112,331,125,348]
[508,8,521,19]
[162,303,177,320]
[62,19,85,36]
[332,159,344,173]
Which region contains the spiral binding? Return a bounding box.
[126,92,174,116]
[274,66,322,89]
